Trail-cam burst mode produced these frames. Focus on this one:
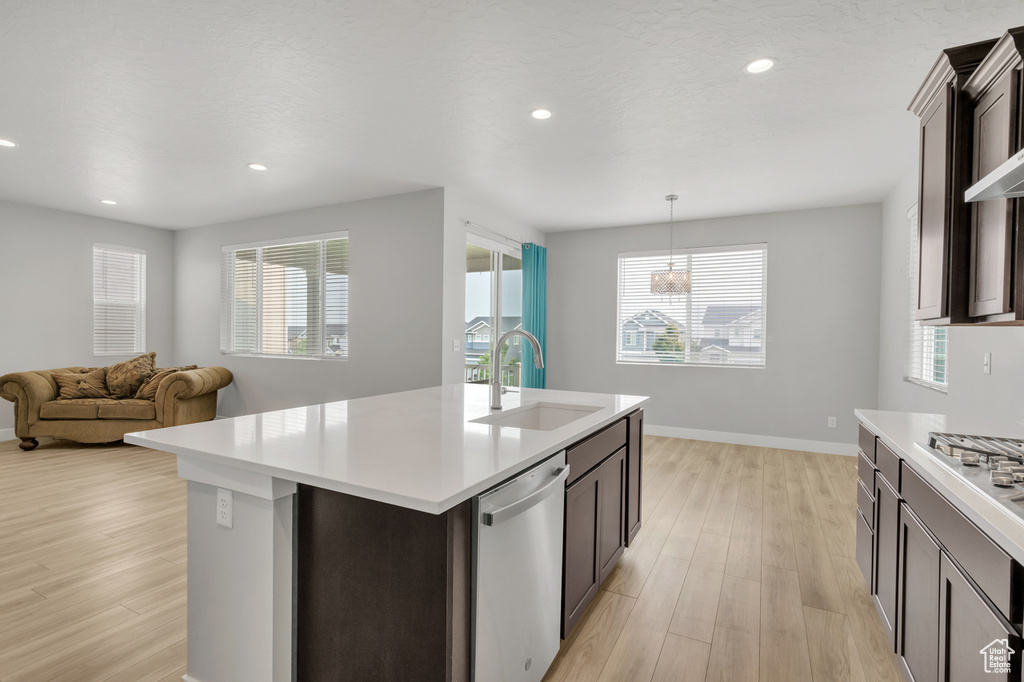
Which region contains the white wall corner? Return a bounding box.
[645,423,859,457]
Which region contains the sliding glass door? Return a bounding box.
[465,237,522,386]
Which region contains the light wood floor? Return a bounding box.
[0,435,900,681]
[542,435,903,682]
[0,437,186,682]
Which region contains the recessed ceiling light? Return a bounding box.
[248,163,268,171]
[745,58,775,74]
[0,139,17,147]
[100,199,118,205]
[531,109,552,120]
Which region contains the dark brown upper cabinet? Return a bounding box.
[909,39,996,324]
[962,28,1024,323]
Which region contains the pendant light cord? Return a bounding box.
[666,194,678,267]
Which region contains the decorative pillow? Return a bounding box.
[135,365,199,401]
[105,352,156,399]
[54,368,110,400]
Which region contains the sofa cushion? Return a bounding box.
[53,368,109,400]
[41,398,108,419]
[40,398,156,420]
[97,399,156,420]
[135,365,199,401]
[105,352,156,399]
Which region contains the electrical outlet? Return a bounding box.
[453,339,461,352]
[827,416,837,429]
[984,352,992,375]
[217,488,233,528]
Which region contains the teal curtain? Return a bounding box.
[521,243,547,388]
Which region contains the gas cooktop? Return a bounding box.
[917,432,1024,521]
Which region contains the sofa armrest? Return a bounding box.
[154,367,233,424]
[0,372,58,431]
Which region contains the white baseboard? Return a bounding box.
[182,674,203,682]
[645,424,859,457]
[0,428,15,442]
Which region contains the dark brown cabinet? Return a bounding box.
[625,409,643,546]
[858,418,1024,682]
[562,445,625,637]
[874,472,901,648]
[963,30,1024,322]
[909,39,996,324]
[898,504,941,682]
[939,552,1021,681]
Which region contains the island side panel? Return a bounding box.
[296,484,472,682]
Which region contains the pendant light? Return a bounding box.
[650,194,691,295]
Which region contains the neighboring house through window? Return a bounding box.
[93,244,146,356]
[906,205,948,391]
[221,232,349,358]
[617,243,767,367]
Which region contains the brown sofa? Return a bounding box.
[0,366,233,450]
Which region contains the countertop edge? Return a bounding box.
[127,397,649,515]
[854,408,1024,567]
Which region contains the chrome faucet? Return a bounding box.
[491,329,545,409]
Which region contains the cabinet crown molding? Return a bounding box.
[964,26,1024,100]
[909,38,998,115]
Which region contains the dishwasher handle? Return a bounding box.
[482,465,570,527]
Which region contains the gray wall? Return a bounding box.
[878,168,1024,420]
[174,189,446,417]
[546,203,883,449]
[0,200,175,431]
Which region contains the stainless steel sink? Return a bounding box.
[470,402,602,431]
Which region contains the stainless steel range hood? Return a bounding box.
[965,147,1024,202]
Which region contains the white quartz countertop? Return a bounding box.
[855,409,1024,565]
[126,385,648,514]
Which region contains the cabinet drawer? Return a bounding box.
[856,508,874,593]
[858,451,877,490]
[566,419,627,487]
[902,461,1022,624]
[859,423,877,462]
[858,479,874,529]
[876,440,901,492]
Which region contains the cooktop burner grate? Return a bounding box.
[928,432,1024,464]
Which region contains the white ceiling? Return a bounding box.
[0,1,1021,232]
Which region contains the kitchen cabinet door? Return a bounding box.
[898,504,941,682]
[563,462,601,638]
[625,409,643,546]
[562,446,626,638]
[939,552,1021,681]
[597,447,626,584]
[874,474,901,649]
[918,85,955,321]
[969,68,1018,319]
[856,508,874,593]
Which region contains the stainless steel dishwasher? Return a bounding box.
[473,451,569,682]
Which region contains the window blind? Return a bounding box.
[617,243,767,367]
[906,205,948,391]
[93,245,146,356]
[221,233,349,359]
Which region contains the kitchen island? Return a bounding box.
[126,384,648,682]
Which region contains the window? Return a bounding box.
[906,205,948,391]
[221,232,348,358]
[93,244,146,356]
[617,243,767,367]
